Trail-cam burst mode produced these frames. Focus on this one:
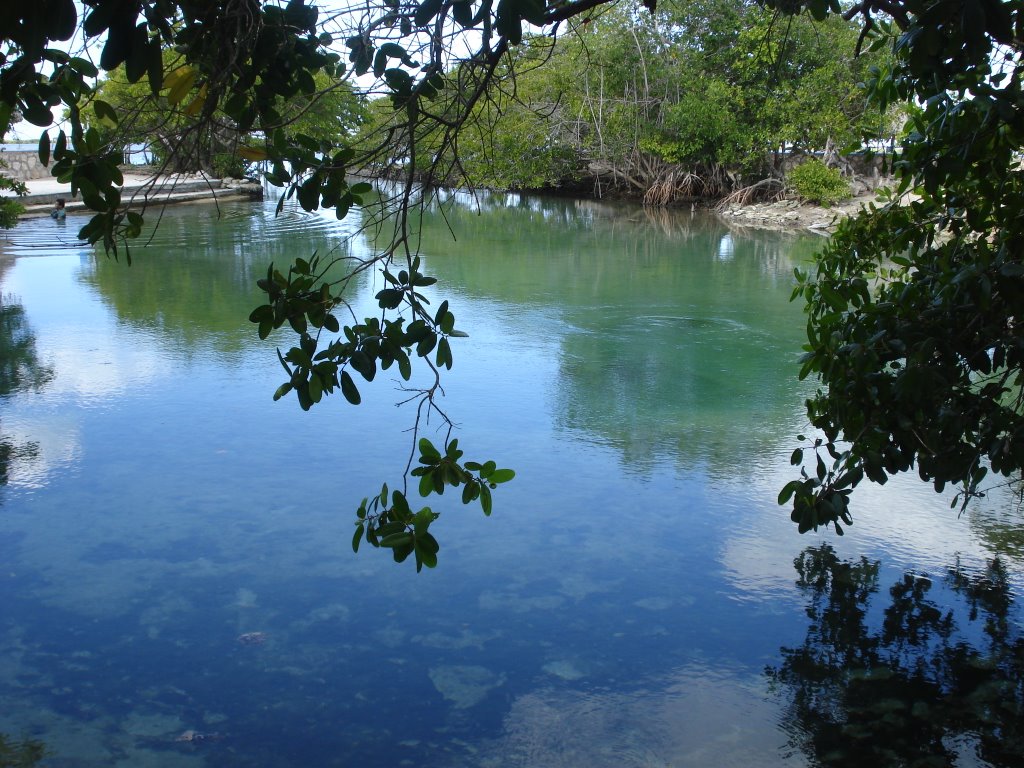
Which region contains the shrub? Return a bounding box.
[0,163,27,229]
[787,158,850,207]
[211,152,250,180]
[0,199,24,229]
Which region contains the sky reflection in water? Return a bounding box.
[0,193,1021,767]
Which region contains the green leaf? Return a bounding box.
[21,96,53,127]
[376,288,403,309]
[414,538,438,569]
[418,471,434,497]
[0,103,13,138]
[436,337,452,370]
[488,468,515,484]
[372,48,388,79]
[380,532,413,548]
[350,349,376,381]
[308,372,323,403]
[38,131,50,166]
[452,0,475,27]
[380,43,409,60]
[495,0,523,44]
[124,23,149,83]
[239,146,269,161]
[100,20,130,70]
[434,300,449,325]
[397,352,412,380]
[416,334,437,357]
[147,38,164,95]
[778,480,803,506]
[49,0,78,41]
[93,99,119,128]
[808,0,830,22]
[297,177,321,211]
[520,0,545,25]
[165,66,197,105]
[340,370,361,404]
[68,57,99,78]
[414,0,445,27]
[419,438,441,460]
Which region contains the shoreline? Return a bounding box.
[4,167,879,233]
[3,169,263,218]
[714,189,885,234]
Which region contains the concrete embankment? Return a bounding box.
[4,170,263,217]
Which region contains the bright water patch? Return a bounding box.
[0,194,1021,767]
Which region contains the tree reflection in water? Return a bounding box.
[0,287,53,398]
[0,290,52,488]
[769,544,1024,767]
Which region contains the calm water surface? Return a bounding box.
[1,192,1021,767]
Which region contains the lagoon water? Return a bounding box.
[1,192,1021,766]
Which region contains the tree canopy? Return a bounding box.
[2,0,1023,559]
[781,0,1024,534]
[94,50,366,175]
[352,0,890,200]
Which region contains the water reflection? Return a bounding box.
[69,192,825,484]
[402,193,821,477]
[0,281,52,490]
[84,202,374,351]
[969,498,1024,562]
[0,286,53,398]
[469,663,793,768]
[770,545,1024,767]
[0,191,1021,767]
[61,191,826,487]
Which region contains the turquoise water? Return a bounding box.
[0,192,1021,766]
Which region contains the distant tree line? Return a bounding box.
[355,0,896,204]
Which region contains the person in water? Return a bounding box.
[50,198,66,220]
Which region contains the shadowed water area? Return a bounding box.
[0,192,1021,767]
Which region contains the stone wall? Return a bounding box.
[0,150,51,180]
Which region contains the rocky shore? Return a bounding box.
[716,189,883,234]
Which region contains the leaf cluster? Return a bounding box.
[249,252,460,407]
[782,0,1024,533]
[353,438,514,571]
